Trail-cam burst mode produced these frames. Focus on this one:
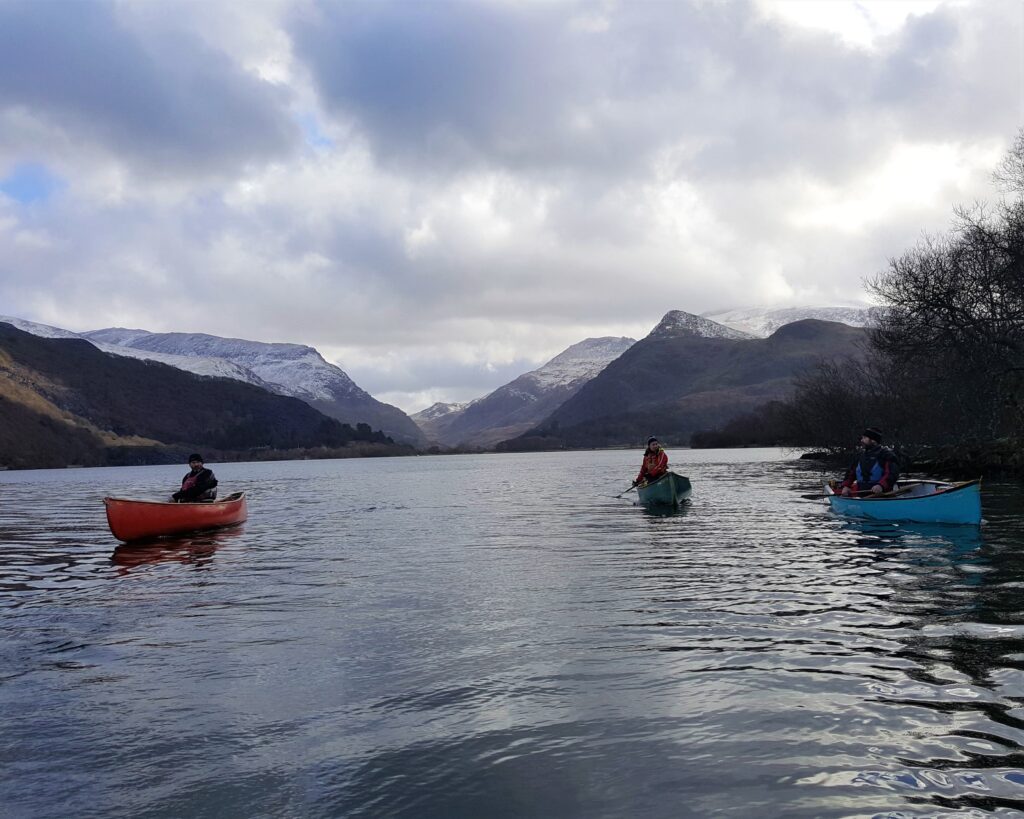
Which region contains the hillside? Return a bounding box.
[0,322,400,469]
[501,314,867,449]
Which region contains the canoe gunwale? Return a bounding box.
[837,479,980,502]
[102,491,246,508]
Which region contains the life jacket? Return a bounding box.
[853,445,898,490]
[637,447,669,483]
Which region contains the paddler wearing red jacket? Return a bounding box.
[633,436,669,486]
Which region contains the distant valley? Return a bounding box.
[413,336,636,448]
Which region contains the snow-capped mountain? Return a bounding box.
[82,329,425,445]
[411,402,469,423]
[526,336,641,389]
[418,336,635,448]
[521,314,869,449]
[0,316,82,340]
[1,317,272,387]
[0,316,424,444]
[84,330,360,402]
[701,306,875,338]
[648,310,754,340]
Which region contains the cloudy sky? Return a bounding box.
[0,0,1020,412]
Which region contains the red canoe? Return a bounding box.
[103,492,247,542]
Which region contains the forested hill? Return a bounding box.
[0,322,400,469]
[501,318,867,449]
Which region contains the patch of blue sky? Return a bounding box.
[296,112,335,150]
[0,162,66,205]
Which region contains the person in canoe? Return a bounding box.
[633,436,669,487]
[171,453,218,502]
[838,427,899,496]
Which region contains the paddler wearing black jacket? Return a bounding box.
[172,453,218,502]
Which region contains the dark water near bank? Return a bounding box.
[2,449,1024,818]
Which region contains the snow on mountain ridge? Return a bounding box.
[649,311,754,340]
[411,402,468,422]
[1,317,273,387]
[523,336,635,390]
[1,316,82,340]
[83,329,363,402]
[701,306,876,337]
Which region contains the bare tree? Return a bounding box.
[994,128,1024,195]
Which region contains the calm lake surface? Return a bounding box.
[3,448,1024,818]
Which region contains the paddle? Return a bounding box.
[615,484,638,499]
[800,486,904,500]
[800,485,873,500]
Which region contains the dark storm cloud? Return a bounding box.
[290,0,867,179]
[292,0,1019,187]
[0,0,297,175]
[291,0,587,171]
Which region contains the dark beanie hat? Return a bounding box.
[188,453,204,463]
[862,427,883,443]
[647,436,659,445]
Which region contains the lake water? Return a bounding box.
[3,448,1024,818]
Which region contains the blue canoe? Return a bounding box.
[637,471,692,506]
[824,479,981,526]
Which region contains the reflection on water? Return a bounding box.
[110,528,242,572]
[1,449,1023,818]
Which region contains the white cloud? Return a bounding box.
[0,0,1019,412]
[788,140,1005,232]
[755,0,957,49]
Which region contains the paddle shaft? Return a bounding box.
[802,485,906,500]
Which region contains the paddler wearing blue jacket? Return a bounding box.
[839,427,899,496]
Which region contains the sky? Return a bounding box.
[0,0,1021,413]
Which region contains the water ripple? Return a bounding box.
[2,451,1024,817]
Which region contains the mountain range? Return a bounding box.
[1,304,872,465]
[500,312,868,450]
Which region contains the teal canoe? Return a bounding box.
[636,471,692,506]
[824,479,981,526]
